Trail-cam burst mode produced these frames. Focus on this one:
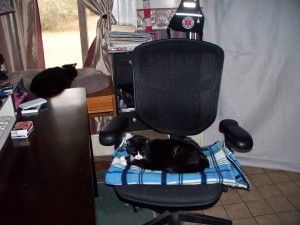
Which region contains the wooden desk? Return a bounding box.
[0,88,96,225]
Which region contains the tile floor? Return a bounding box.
[185,166,300,225]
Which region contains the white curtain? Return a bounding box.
[112,0,137,26]
[0,0,44,71]
[78,0,116,75]
[202,0,300,172]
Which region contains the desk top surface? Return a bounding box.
[0,88,96,225]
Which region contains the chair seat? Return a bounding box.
[106,141,250,189]
[114,183,223,209]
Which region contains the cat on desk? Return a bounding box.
[125,135,209,173]
[30,63,77,97]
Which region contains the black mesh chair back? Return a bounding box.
[133,39,224,136]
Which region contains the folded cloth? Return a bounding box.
[106,140,250,190]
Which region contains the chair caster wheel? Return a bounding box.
[133,206,143,212]
[222,185,228,192]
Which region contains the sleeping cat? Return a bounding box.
[125,135,209,173]
[30,63,77,97]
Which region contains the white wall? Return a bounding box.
[136,0,181,9]
[203,0,300,173]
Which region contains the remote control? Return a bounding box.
[19,98,47,109]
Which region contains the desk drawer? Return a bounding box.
[87,95,115,114]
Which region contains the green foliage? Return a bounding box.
[38,0,79,31]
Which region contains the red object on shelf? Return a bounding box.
[143,0,152,32]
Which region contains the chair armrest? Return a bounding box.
[219,119,253,151]
[99,115,129,146]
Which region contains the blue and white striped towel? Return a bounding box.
[105,140,250,190]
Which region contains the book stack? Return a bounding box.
[10,121,34,139]
[105,26,153,53]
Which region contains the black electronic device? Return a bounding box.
[0,85,13,91]
[112,52,150,132]
[0,70,8,80]
[167,0,204,40]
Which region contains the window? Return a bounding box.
[38,0,97,68]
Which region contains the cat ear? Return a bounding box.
[62,63,77,69]
[126,139,133,145]
[145,138,150,144]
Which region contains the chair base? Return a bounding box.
[144,210,232,225]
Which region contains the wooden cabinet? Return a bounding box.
[86,77,116,115]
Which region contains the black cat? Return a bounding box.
[125,135,209,173]
[30,63,77,97]
[121,84,134,108]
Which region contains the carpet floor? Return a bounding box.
[95,171,155,225]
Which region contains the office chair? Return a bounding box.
[100,39,253,225]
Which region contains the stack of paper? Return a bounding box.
[111,25,137,33]
[19,98,47,115]
[21,104,42,115]
[105,30,153,53]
